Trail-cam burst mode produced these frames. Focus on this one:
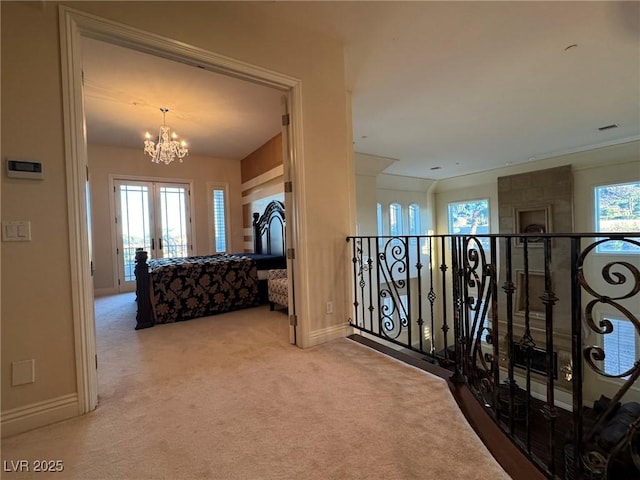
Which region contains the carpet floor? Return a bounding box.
[1,293,509,479]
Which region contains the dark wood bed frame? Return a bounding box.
[135,200,286,329]
[252,200,285,256]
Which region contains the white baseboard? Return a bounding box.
[308,323,350,347]
[1,393,79,438]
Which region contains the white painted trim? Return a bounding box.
[59,6,98,415]
[242,183,285,205]
[59,7,297,91]
[241,165,284,192]
[206,181,231,254]
[106,174,120,293]
[308,323,350,347]
[528,135,640,166]
[287,82,308,348]
[59,5,306,421]
[1,394,79,438]
[109,172,197,183]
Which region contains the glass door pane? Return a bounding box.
[115,181,153,288]
[157,184,190,258]
[212,188,227,253]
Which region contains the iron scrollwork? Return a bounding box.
[461,237,497,401]
[351,237,374,329]
[576,237,640,477]
[378,237,410,340]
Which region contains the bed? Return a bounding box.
[135,200,286,329]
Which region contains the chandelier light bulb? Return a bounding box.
[143,107,189,165]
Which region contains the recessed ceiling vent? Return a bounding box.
[598,124,619,131]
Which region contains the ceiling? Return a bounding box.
[82,1,640,180]
[81,37,284,161]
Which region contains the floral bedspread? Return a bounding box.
[148,255,259,324]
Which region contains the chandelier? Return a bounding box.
[143,107,188,165]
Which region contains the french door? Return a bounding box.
[114,179,192,291]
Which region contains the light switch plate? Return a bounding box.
[2,220,31,241]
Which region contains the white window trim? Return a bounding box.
[447,198,491,235]
[593,181,640,255]
[377,201,426,238]
[207,182,230,254]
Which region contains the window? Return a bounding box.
[595,182,640,254]
[448,199,490,250]
[408,203,420,236]
[377,202,423,244]
[603,316,637,378]
[209,184,228,253]
[390,203,403,236]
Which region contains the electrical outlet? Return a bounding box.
[326,301,334,315]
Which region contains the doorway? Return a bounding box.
[60,7,303,414]
[114,179,193,292]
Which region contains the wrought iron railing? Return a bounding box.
[346,233,640,480]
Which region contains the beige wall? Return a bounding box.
[355,173,435,237]
[355,174,378,236]
[1,1,353,434]
[240,134,284,251]
[2,1,78,417]
[89,144,244,292]
[432,141,640,252]
[241,134,282,184]
[376,174,434,236]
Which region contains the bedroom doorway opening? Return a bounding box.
[61,7,304,414]
[114,179,194,292]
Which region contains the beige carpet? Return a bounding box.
[1,293,510,479]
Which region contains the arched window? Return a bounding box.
[389,203,403,236]
[376,203,383,237]
[408,203,420,236]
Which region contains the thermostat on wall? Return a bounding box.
[6,159,43,179]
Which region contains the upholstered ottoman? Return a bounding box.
[267,269,288,310]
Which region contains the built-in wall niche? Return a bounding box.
[514,205,552,246]
[497,323,573,392]
[512,342,558,379]
[515,269,547,318]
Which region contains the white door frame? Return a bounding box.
[59,6,305,413]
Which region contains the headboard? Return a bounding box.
[252,200,285,256]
